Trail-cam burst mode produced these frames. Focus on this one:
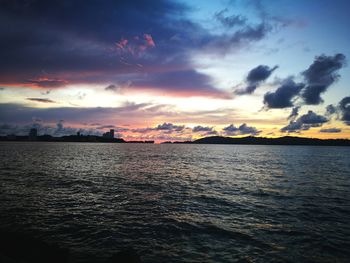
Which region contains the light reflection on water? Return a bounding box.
[0,142,350,262]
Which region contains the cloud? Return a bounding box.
[192,125,218,135]
[0,120,102,137]
[96,125,116,130]
[263,78,304,108]
[223,123,260,136]
[130,122,186,134]
[192,126,213,132]
[281,110,328,132]
[76,92,86,100]
[40,90,51,95]
[0,102,246,128]
[155,122,185,132]
[105,84,119,92]
[319,97,350,126]
[115,33,156,56]
[214,9,247,28]
[235,65,278,95]
[246,65,278,84]
[325,104,337,116]
[132,70,231,99]
[319,128,341,133]
[0,102,162,124]
[301,53,346,104]
[339,96,350,125]
[126,123,217,137]
[0,0,290,98]
[26,98,57,103]
[204,22,274,56]
[287,106,300,121]
[32,117,43,123]
[230,23,271,46]
[26,78,68,88]
[262,54,346,109]
[56,120,64,132]
[105,81,131,93]
[0,0,191,92]
[298,111,328,124]
[143,34,155,47]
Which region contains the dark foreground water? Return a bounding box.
[0,142,350,263]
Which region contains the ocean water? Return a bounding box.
[0,142,350,263]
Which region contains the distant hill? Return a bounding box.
[192,136,350,146]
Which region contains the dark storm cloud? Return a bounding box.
[339,96,350,125]
[246,65,278,84]
[319,128,341,133]
[0,0,289,96]
[298,111,328,124]
[262,54,346,109]
[325,104,337,116]
[0,0,186,72]
[301,54,346,104]
[235,65,278,95]
[26,98,57,103]
[263,78,304,108]
[318,97,350,126]
[223,123,260,136]
[281,110,328,132]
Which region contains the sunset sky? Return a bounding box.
[0,0,349,141]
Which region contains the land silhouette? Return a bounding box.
[191,135,350,146]
[1,133,350,146]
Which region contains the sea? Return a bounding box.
[0,142,349,263]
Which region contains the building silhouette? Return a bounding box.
[29,128,38,140]
[102,129,114,139]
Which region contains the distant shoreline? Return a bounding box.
[1,135,350,146]
[191,135,350,146]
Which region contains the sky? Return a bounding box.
[0,0,349,142]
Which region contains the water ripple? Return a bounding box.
[1,142,350,262]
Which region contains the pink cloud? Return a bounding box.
[26,77,68,88]
[138,45,148,52]
[144,34,155,47]
[115,38,128,50]
[115,33,156,56]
